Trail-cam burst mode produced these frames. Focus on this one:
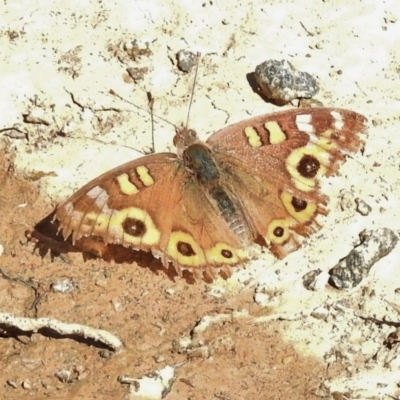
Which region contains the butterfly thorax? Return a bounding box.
[182,141,250,243]
[183,143,220,184]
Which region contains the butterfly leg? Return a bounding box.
[25,228,75,255]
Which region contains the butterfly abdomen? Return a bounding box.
[208,186,248,241]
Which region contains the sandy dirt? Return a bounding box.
[1,1,400,399]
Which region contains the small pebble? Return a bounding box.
[187,345,211,360]
[253,292,271,307]
[7,380,19,389]
[311,307,329,320]
[302,269,328,291]
[51,278,76,293]
[22,379,32,389]
[176,50,197,72]
[23,107,51,125]
[111,297,123,312]
[126,66,148,82]
[55,369,71,383]
[118,374,136,384]
[153,354,166,363]
[355,198,372,216]
[99,349,113,359]
[172,336,192,353]
[95,278,108,288]
[329,228,398,289]
[254,59,319,103]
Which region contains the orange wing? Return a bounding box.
[208,108,367,257]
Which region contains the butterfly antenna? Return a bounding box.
[185,52,201,130]
[109,89,176,130]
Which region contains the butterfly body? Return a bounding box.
[35,107,366,278]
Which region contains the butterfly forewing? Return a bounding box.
[55,151,250,272]
[56,153,178,247]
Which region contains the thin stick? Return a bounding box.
[147,91,155,153]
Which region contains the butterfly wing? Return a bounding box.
[207,108,367,258]
[53,107,366,275]
[55,152,249,275]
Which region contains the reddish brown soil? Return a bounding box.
[0,153,331,399]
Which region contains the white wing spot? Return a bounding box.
[295,114,315,134]
[331,111,344,130]
[86,186,110,208]
[87,186,105,199]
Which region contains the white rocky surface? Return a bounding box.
[1,1,400,398]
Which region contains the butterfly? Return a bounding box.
[28,107,366,280]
